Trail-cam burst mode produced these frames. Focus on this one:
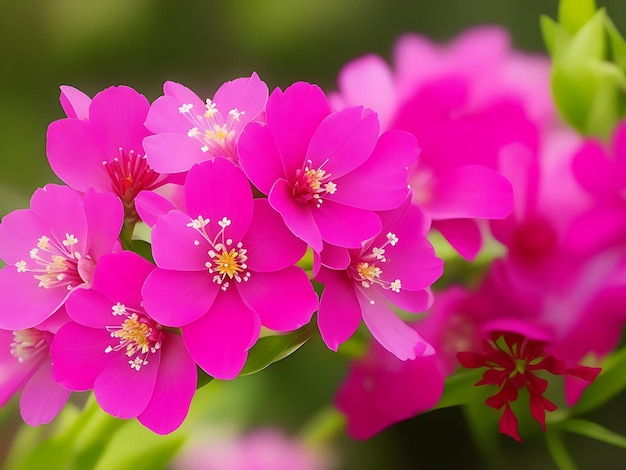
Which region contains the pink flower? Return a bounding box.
[332,27,550,259]
[46,85,173,223]
[333,286,472,439]
[0,185,123,330]
[141,158,318,379]
[51,251,197,434]
[238,81,418,252]
[143,73,269,172]
[0,326,70,426]
[316,199,443,360]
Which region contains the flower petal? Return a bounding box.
[20,360,70,426]
[312,201,381,249]
[238,122,285,195]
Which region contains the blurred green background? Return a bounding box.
[2,0,626,468]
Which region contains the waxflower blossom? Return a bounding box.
[46,85,173,223]
[0,185,123,330]
[143,73,269,173]
[238,81,418,253]
[0,326,70,426]
[316,198,443,360]
[457,327,600,442]
[142,158,318,380]
[51,251,197,434]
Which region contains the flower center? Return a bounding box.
[102,148,164,219]
[292,159,337,207]
[179,100,244,162]
[511,215,557,264]
[186,215,251,291]
[10,328,48,363]
[14,233,95,290]
[105,303,163,371]
[349,232,402,303]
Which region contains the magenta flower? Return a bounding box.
[143,73,268,172]
[331,27,552,258]
[141,158,318,380]
[0,326,70,426]
[316,199,443,360]
[238,81,418,252]
[51,251,197,434]
[46,85,172,222]
[0,185,123,330]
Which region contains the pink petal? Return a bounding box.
[565,205,626,253]
[238,121,285,195]
[358,289,432,360]
[145,82,204,134]
[59,85,91,120]
[151,210,211,271]
[307,106,379,179]
[0,330,34,406]
[137,333,197,434]
[182,289,260,380]
[266,83,331,177]
[242,199,306,272]
[20,360,70,426]
[30,185,88,253]
[50,322,111,390]
[433,218,483,260]
[94,351,160,419]
[335,54,397,128]
[318,243,351,270]
[65,288,119,328]
[82,187,124,260]
[213,72,268,132]
[381,287,434,314]
[144,133,209,174]
[142,269,218,327]
[184,159,253,241]
[426,165,514,220]
[269,179,322,251]
[572,140,623,197]
[0,267,68,330]
[330,130,417,210]
[312,201,381,249]
[91,252,154,308]
[316,267,362,351]
[237,267,317,331]
[0,209,52,265]
[88,85,150,157]
[134,188,181,227]
[46,120,111,192]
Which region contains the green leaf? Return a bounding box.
[558,0,597,36]
[605,16,626,72]
[546,428,578,470]
[130,239,155,264]
[560,418,626,449]
[239,323,316,376]
[540,15,564,57]
[572,347,626,415]
[432,369,483,410]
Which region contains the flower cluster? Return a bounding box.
[0,73,446,434]
[1,18,624,455]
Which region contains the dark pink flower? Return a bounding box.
[0,185,123,330]
[142,158,318,379]
[143,73,268,172]
[457,327,600,442]
[51,251,197,434]
[316,199,443,360]
[238,81,417,252]
[0,326,70,426]
[46,85,172,222]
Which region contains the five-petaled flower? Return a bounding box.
[141,158,318,380]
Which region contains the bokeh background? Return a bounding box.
[1,0,626,468]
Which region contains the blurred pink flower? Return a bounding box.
[238,81,417,252]
[51,251,197,434]
[143,73,268,172]
[142,158,318,379]
[0,185,123,330]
